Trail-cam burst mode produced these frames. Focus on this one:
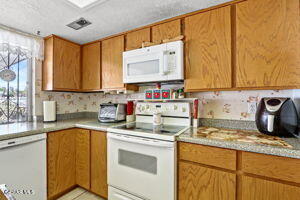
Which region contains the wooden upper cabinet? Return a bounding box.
[236,0,300,88]
[101,35,125,89]
[152,19,181,43]
[82,42,101,91]
[184,6,232,91]
[126,28,150,50]
[43,35,81,91]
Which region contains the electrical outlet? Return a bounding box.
[248,102,257,114]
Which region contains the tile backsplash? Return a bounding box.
[33,60,300,121]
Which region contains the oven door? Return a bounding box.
[107,133,176,200]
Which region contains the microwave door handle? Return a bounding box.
[163,50,169,75]
[159,51,168,76]
[108,133,174,148]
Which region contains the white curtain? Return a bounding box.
[0,25,44,61]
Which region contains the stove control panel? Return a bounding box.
[135,102,191,117]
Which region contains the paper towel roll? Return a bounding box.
[43,101,56,122]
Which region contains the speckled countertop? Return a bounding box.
[178,127,300,159]
[1,119,300,159]
[0,118,126,141]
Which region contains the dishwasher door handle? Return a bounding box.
[0,133,47,149]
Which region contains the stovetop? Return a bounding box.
[108,122,189,141]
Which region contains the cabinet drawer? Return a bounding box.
[178,142,237,170]
[242,152,300,183]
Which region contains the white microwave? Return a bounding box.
[123,40,184,83]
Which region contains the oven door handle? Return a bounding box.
[108,133,175,148]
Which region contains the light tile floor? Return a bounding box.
[57,187,104,200]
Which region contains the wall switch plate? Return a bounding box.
[248,102,257,114]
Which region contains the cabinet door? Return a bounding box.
[53,37,81,90]
[101,35,124,89]
[76,129,90,190]
[82,42,101,90]
[126,28,150,50]
[91,131,108,198]
[47,129,76,199]
[184,6,232,91]
[242,176,300,200]
[236,0,300,88]
[178,161,236,200]
[152,19,181,43]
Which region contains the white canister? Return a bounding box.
[153,111,162,126]
[43,101,56,122]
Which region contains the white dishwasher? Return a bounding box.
[0,133,47,200]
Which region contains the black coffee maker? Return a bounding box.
[255,98,299,137]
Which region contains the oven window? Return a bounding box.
[127,60,159,76]
[118,149,157,174]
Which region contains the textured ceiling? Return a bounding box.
[0,0,232,44]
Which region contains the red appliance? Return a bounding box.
[127,101,134,115]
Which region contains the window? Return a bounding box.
[0,52,32,124]
[0,26,43,124]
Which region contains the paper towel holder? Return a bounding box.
[43,101,57,122]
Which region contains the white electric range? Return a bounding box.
[107,102,192,200]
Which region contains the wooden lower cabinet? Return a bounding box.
[91,130,108,198]
[47,129,108,199]
[47,129,76,199]
[178,142,300,200]
[75,129,90,190]
[178,161,236,200]
[241,176,300,200]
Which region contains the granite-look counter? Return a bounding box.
[178,127,300,159]
[0,118,126,141]
[1,119,300,159]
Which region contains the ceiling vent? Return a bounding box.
[67,18,92,30]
